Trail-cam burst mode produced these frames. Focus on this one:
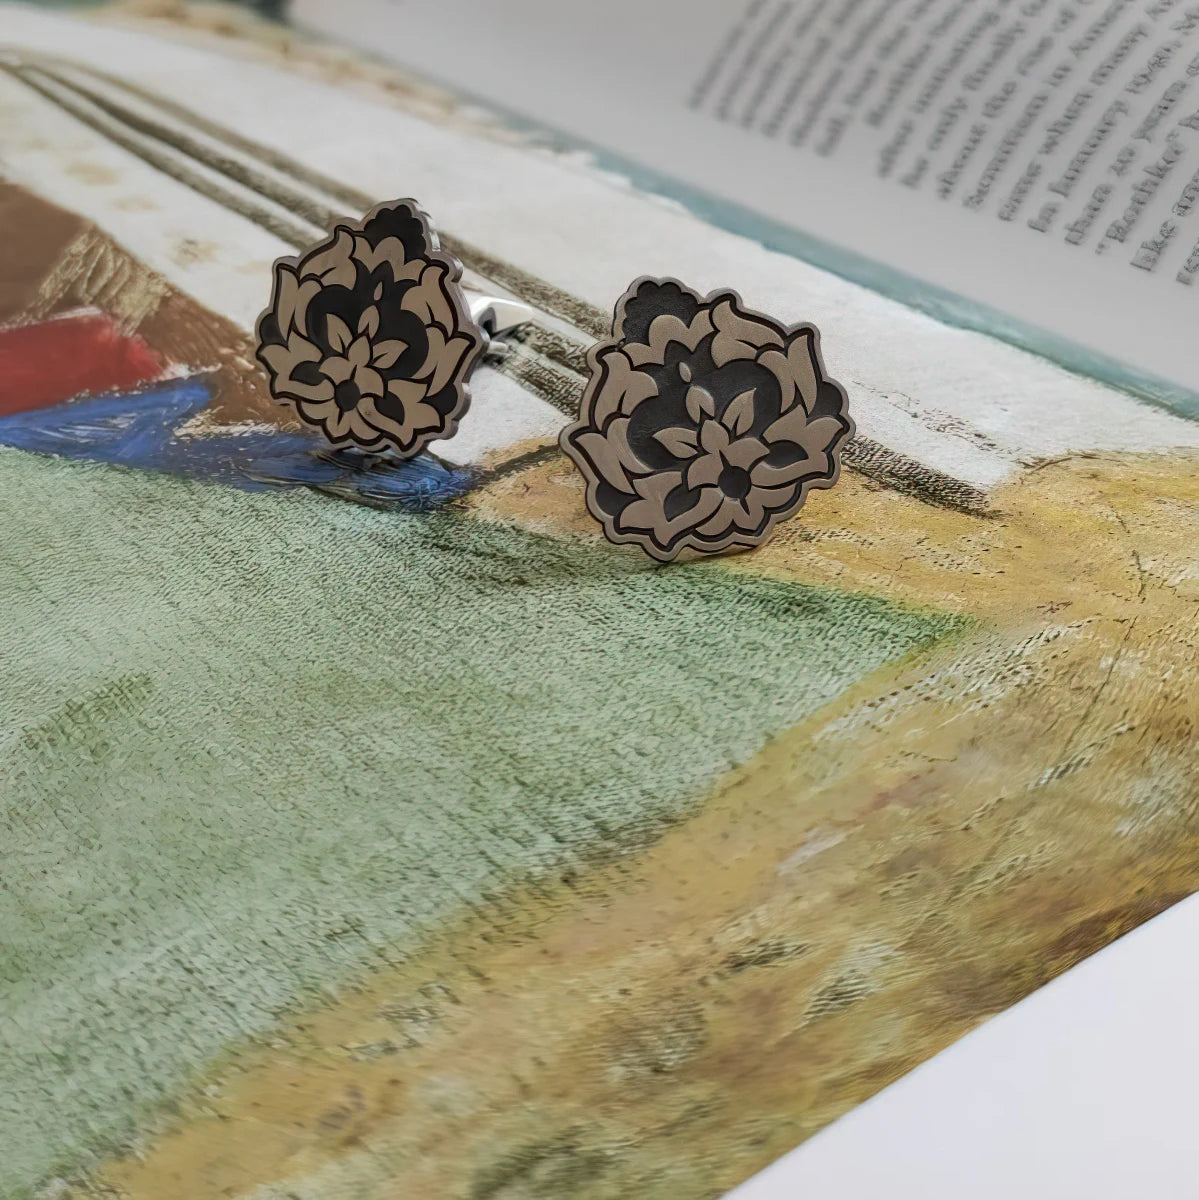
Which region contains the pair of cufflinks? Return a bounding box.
[256,199,853,562]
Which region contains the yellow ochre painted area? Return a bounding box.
[80,450,1199,1199]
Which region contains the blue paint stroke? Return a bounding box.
[0,377,475,510]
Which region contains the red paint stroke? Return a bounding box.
[0,311,165,417]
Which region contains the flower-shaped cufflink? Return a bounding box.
[560,278,854,561]
[256,199,491,458]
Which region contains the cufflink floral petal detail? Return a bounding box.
[560,278,854,562]
[255,199,486,458]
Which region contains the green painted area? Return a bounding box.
[0,450,962,1194]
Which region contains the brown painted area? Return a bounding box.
[139,289,295,429]
[0,181,85,322]
[0,180,293,429]
[79,448,1199,1199]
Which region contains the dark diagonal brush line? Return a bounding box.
[840,437,991,515]
[491,341,585,417]
[33,69,345,233]
[509,323,590,378]
[469,441,564,488]
[1,65,316,249]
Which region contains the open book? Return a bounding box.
[297,0,1199,411]
[2,5,1198,1200]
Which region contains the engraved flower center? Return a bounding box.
[334,379,361,412]
[718,463,752,500]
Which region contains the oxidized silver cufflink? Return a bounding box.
[256,199,525,458]
[559,278,854,562]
